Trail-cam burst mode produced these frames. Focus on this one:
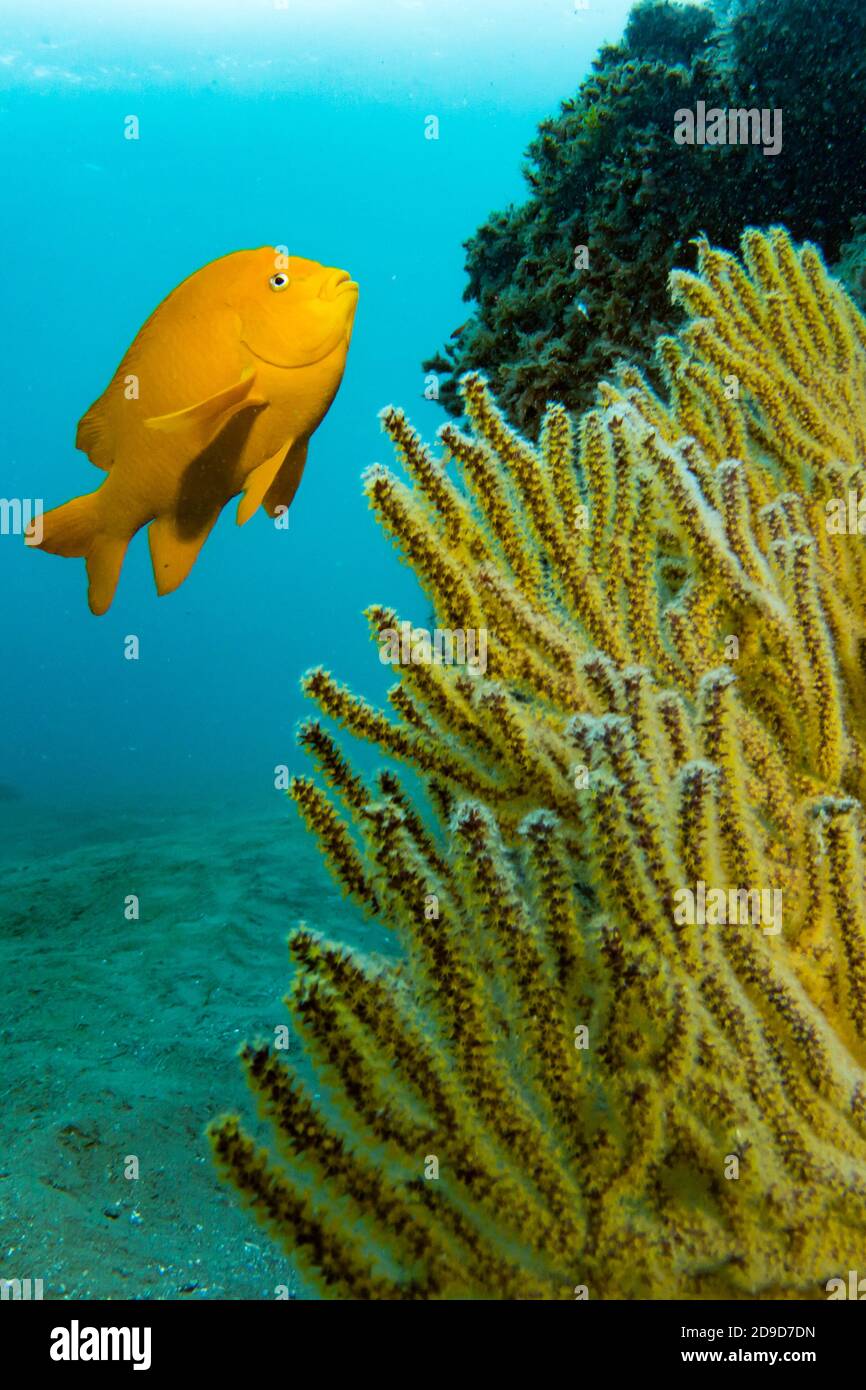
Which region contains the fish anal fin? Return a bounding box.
[148,513,219,596]
[76,399,115,471]
[263,437,310,519]
[86,536,129,616]
[145,369,266,455]
[236,443,294,527]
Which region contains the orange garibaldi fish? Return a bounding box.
[28,249,359,614]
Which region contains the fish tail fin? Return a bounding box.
[30,493,100,558]
[30,493,129,616]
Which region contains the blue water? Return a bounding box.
[1,0,634,817]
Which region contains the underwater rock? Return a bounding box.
[425,0,866,437]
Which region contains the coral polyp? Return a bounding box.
[211,229,866,1298]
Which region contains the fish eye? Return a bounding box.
[269,272,290,291]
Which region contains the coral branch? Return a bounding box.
[213,229,866,1299]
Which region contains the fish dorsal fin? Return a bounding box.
[144,368,266,454]
[263,437,310,518]
[75,397,115,471]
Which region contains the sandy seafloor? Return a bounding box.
[0,794,376,1300]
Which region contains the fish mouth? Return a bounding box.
[321,268,359,301]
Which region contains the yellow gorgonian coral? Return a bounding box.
[210,228,866,1299]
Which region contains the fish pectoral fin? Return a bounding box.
[236,443,293,526]
[144,369,266,453]
[263,437,310,519]
[148,513,219,597]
